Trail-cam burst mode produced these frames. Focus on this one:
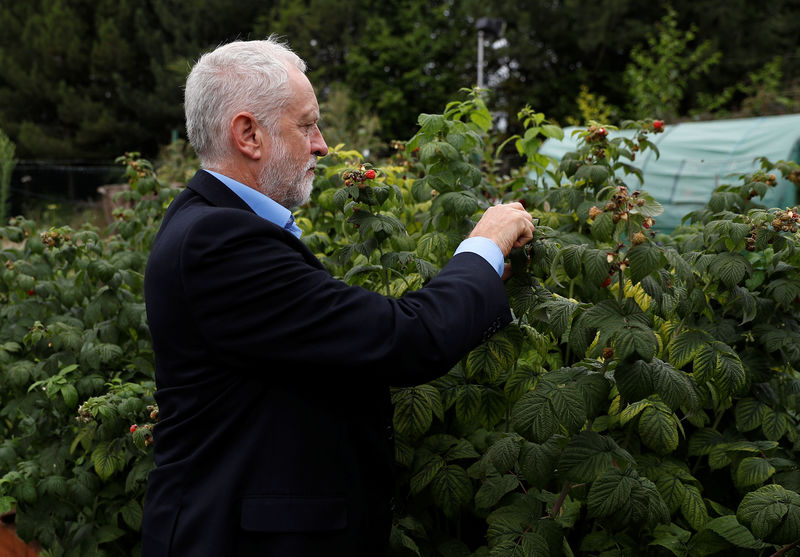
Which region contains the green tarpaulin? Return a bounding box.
[538,113,800,231]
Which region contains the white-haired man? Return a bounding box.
[142,38,534,556]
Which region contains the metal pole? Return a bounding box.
[477,29,484,89]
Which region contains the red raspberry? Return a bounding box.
[27,289,35,296]
[130,424,138,433]
[364,170,376,179]
[653,120,664,132]
[601,276,612,288]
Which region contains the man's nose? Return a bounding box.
[311,125,328,157]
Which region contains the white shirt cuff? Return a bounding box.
[454,236,504,277]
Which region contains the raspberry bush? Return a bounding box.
[2,93,800,556]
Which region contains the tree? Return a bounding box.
[0,0,269,160]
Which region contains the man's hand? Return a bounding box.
[470,202,535,257]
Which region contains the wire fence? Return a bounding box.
[10,160,125,216]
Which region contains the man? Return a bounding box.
[141,38,534,557]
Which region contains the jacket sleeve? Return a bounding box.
[150,207,511,387]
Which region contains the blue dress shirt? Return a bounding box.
[204,169,504,277]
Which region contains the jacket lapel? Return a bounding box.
[185,170,326,271]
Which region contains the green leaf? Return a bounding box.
[681,484,709,530]
[574,163,610,185]
[655,474,688,514]
[466,333,518,382]
[582,249,611,285]
[487,436,522,474]
[96,524,126,544]
[649,359,698,410]
[627,243,664,283]
[393,386,439,439]
[709,252,751,288]
[420,140,460,163]
[60,384,78,409]
[560,244,586,279]
[417,231,451,260]
[734,398,767,433]
[410,456,445,494]
[91,442,123,481]
[587,467,636,519]
[614,323,658,362]
[120,499,143,530]
[475,474,519,509]
[735,457,775,488]
[701,515,769,550]
[761,408,788,441]
[558,431,633,483]
[765,278,800,308]
[430,464,473,518]
[591,212,615,241]
[538,296,579,339]
[437,191,479,217]
[547,383,587,434]
[519,440,560,488]
[668,328,712,369]
[455,384,482,424]
[512,391,557,443]
[649,523,690,557]
[737,484,800,544]
[663,247,693,282]
[638,403,680,455]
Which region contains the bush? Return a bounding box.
[0,154,180,556]
[2,92,800,556]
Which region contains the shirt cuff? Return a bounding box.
[454,236,504,277]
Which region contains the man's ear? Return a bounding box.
[229,112,264,161]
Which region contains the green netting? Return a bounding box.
[539,114,800,231]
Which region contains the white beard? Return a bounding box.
[256,138,316,209]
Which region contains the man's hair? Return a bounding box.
[184,37,307,168]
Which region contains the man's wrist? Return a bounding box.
[454,236,504,277]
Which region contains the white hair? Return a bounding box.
[184,38,307,168]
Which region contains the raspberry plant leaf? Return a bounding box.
[737,484,800,544]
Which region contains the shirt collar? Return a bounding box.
[203,169,302,238]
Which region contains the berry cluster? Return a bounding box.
[601,243,630,288]
[771,209,800,234]
[788,169,800,185]
[589,186,652,227]
[343,165,377,189]
[585,125,609,160]
[745,173,778,200]
[40,228,71,248]
[585,125,609,143]
[130,423,154,446]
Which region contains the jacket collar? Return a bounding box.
[186,169,255,214]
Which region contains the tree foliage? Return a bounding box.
[1,1,799,160]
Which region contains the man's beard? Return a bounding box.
[256,138,316,209]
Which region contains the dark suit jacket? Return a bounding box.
[141,170,512,556]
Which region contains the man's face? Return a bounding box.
[256,67,328,209]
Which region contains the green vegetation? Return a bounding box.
[2,90,800,555]
[1,1,799,160]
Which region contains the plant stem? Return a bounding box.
[550,480,572,518]
[771,538,800,557]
